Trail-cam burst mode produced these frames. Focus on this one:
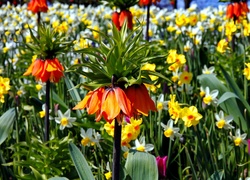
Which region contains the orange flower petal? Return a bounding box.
[73,91,93,110]
[23,61,35,76]
[101,89,120,121]
[88,87,104,114]
[114,87,132,117]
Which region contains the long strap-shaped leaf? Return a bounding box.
[68,142,95,180]
[0,108,16,145]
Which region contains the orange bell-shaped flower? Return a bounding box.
[125,84,157,117]
[139,0,151,6]
[27,0,48,13]
[23,58,64,83]
[101,87,132,123]
[240,1,249,16]
[226,3,234,19]
[112,11,121,31]
[73,87,104,117]
[119,10,133,30]
[233,2,242,18]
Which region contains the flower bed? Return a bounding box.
[1,1,250,180]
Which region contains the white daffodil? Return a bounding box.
[177,84,193,95]
[132,136,154,152]
[161,119,181,141]
[80,128,102,150]
[39,104,53,120]
[215,110,234,130]
[230,129,247,147]
[156,94,168,112]
[203,86,219,106]
[202,65,215,75]
[92,129,102,151]
[55,109,76,130]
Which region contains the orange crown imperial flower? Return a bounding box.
[27,0,48,13]
[226,1,249,20]
[112,10,133,31]
[139,0,161,6]
[73,83,157,123]
[125,84,157,117]
[23,58,64,83]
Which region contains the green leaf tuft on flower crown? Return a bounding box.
[68,22,169,90]
[101,0,139,9]
[20,24,73,60]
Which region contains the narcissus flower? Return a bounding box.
[23,58,64,83]
[217,39,229,53]
[203,87,219,106]
[132,136,154,152]
[161,119,181,141]
[0,76,11,103]
[27,0,48,13]
[125,84,157,117]
[230,129,247,147]
[181,106,202,127]
[215,110,234,130]
[55,109,76,130]
[243,63,250,80]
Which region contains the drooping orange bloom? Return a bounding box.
[240,1,249,16]
[112,10,133,30]
[139,0,160,6]
[125,84,157,116]
[226,2,249,20]
[119,10,133,30]
[23,58,64,83]
[101,87,132,123]
[73,87,132,123]
[73,87,104,119]
[27,0,48,13]
[112,12,121,30]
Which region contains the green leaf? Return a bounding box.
[217,92,239,105]
[125,151,158,180]
[0,108,16,145]
[30,166,46,180]
[219,65,250,114]
[68,142,95,180]
[64,76,84,117]
[48,177,69,180]
[52,91,68,110]
[208,170,224,180]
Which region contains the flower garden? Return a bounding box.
[1,0,250,179]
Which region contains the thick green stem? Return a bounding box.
[44,80,50,142]
[112,119,122,180]
[145,4,150,41]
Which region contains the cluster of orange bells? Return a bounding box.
[73,84,156,123]
[27,0,48,13]
[23,58,64,83]
[226,1,249,20]
[112,0,161,31]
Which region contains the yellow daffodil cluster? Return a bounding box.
[104,117,142,147]
[168,94,202,127]
[0,76,11,103]
[243,63,250,80]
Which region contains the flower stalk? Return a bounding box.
[112,119,122,180]
[145,4,150,41]
[44,80,50,142]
